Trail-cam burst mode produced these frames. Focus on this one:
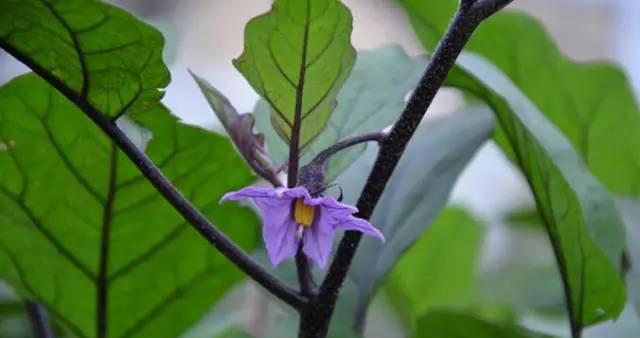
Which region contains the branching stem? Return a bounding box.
[309,132,385,167]
[0,41,306,311]
[297,1,514,336]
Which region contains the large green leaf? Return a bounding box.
[0,73,259,338]
[385,208,485,326]
[399,0,640,198]
[234,0,356,149]
[398,0,627,327]
[414,311,555,338]
[336,109,494,320]
[255,45,426,179]
[449,54,626,327]
[0,0,169,120]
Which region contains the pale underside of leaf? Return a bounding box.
[399,0,640,199]
[338,108,494,316]
[255,45,427,180]
[445,53,626,326]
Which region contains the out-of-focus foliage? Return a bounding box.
[342,110,494,319]
[256,45,425,179]
[398,0,628,330]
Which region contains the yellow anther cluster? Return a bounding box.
[294,198,315,227]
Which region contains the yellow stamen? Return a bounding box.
[294,198,315,227]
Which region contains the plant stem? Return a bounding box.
[0,41,306,310]
[296,247,316,296]
[309,132,385,167]
[298,1,514,336]
[25,301,55,338]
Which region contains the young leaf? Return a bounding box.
[0,0,169,120]
[190,72,280,187]
[398,0,640,198]
[414,311,556,338]
[336,108,495,319]
[255,45,426,180]
[385,208,485,326]
[447,54,627,328]
[234,0,356,149]
[0,73,259,338]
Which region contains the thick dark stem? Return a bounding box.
[25,301,54,338]
[97,143,117,338]
[296,247,316,296]
[310,132,385,167]
[0,42,306,310]
[297,1,513,336]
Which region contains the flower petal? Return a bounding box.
[335,216,385,241]
[220,186,278,202]
[221,185,301,266]
[264,218,300,266]
[302,211,335,269]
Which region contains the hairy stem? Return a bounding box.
[298,1,514,336]
[0,41,306,310]
[25,301,55,338]
[310,132,385,167]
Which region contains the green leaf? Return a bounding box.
[384,208,484,326]
[505,207,544,229]
[398,0,640,198]
[0,2,260,336]
[255,45,426,179]
[190,71,279,186]
[479,224,565,318]
[338,109,494,318]
[234,0,356,149]
[213,328,253,338]
[614,198,640,316]
[414,311,555,338]
[0,0,169,120]
[0,74,259,338]
[448,54,626,327]
[398,0,627,327]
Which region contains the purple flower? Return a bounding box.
[221,186,384,268]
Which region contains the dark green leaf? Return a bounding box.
[414,311,555,338]
[384,208,484,326]
[255,45,426,179]
[448,54,626,326]
[338,109,494,319]
[234,0,356,148]
[0,74,259,338]
[0,0,169,120]
[398,0,640,198]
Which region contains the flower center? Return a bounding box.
[293,198,315,227]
